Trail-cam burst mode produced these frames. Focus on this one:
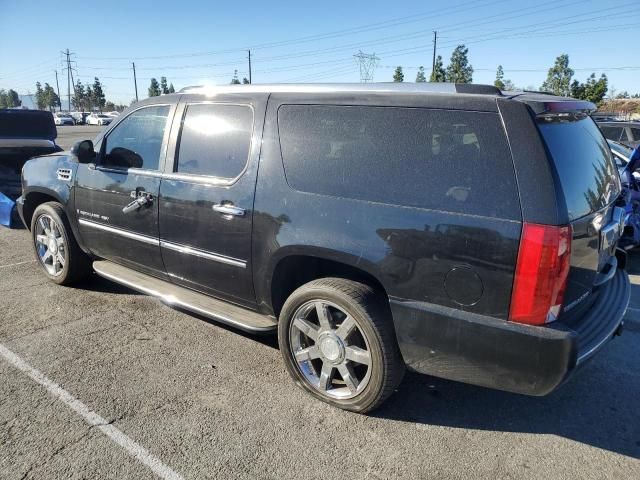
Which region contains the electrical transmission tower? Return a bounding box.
[353,50,379,83]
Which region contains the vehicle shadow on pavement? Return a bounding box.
[376,352,640,459]
[74,272,143,296]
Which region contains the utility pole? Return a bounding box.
[353,50,379,83]
[54,70,62,112]
[65,48,71,112]
[247,50,252,84]
[431,31,438,80]
[132,62,139,102]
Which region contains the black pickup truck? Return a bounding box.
[17,83,630,412]
[0,109,61,227]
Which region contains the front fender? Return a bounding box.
[20,155,86,252]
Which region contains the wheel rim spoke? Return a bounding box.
[294,345,320,362]
[318,362,334,391]
[290,298,372,400]
[36,234,48,245]
[337,364,359,394]
[57,253,65,267]
[292,317,320,342]
[345,346,371,366]
[34,214,64,277]
[335,315,357,340]
[315,302,332,329]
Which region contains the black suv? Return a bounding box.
[17,83,629,413]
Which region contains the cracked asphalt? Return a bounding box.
[0,128,639,480]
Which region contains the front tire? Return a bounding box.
[278,278,404,413]
[30,202,92,285]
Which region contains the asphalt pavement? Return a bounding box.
[0,126,638,479]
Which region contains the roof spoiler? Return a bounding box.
[531,100,596,116]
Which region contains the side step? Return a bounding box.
[93,260,277,333]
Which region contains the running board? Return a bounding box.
[93,260,277,333]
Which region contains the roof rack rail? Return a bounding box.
[454,84,503,96]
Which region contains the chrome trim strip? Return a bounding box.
[162,172,233,186]
[78,219,160,246]
[159,240,246,268]
[78,219,246,267]
[95,166,164,178]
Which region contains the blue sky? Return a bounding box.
[1,0,638,105]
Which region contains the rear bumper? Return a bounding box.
[390,268,630,396]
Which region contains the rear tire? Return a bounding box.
[30,202,92,285]
[278,278,404,413]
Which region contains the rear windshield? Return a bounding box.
[538,116,620,221]
[0,110,56,140]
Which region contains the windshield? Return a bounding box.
[538,116,620,221]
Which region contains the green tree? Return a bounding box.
[43,83,59,111]
[160,76,169,94]
[392,66,404,82]
[415,66,427,83]
[85,86,94,110]
[35,82,46,110]
[0,89,21,108]
[148,78,161,97]
[429,55,446,82]
[541,54,573,96]
[105,101,116,111]
[72,80,86,111]
[168,83,175,93]
[230,70,241,84]
[242,77,250,84]
[445,45,473,83]
[0,90,7,109]
[92,77,106,112]
[494,65,505,90]
[570,73,608,104]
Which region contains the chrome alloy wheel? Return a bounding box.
[289,300,372,399]
[34,214,66,276]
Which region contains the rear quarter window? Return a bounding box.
[277,105,520,219]
[538,117,620,221]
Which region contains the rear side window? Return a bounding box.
[538,116,620,221]
[176,103,253,179]
[631,127,640,141]
[277,105,519,219]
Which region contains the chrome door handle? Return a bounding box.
[213,203,245,217]
[122,196,149,214]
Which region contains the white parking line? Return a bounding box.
[0,343,183,480]
[0,260,35,269]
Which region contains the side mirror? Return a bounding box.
[71,140,96,164]
[107,147,143,169]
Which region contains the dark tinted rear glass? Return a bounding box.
[278,105,519,219]
[538,117,620,221]
[0,110,56,140]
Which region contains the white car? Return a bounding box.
[53,113,75,126]
[105,111,120,118]
[86,113,113,126]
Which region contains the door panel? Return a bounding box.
[158,95,267,305]
[75,103,176,278]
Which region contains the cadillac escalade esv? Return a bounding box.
[18,83,630,412]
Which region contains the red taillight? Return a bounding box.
[509,223,572,326]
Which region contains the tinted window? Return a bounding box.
[538,117,620,221]
[176,103,253,178]
[599,126,623,141]
[278,105,519,218]
[104,105,170,170]
[631,128,640,141]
